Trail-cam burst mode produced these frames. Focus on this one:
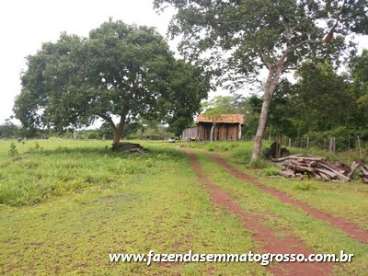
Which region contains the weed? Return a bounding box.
[295,182,315,191]
[261,167,280,176]
[247,159,269,169]
[8,142,18,157]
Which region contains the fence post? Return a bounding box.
[329,137,335,153]
[288,138,292,148]
[357,136,362,159]
[306,136,309,149]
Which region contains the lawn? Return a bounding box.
[1,138,367,275]
[0,139,265,275]
[195,152,368,275]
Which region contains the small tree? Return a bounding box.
[155,0,368,161]
[14,20,209,146]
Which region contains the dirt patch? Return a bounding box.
[185,151,332,276]
[211,154,368,244]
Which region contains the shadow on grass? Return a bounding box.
[23,143,186,161]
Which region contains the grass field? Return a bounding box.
[1,139,367,275]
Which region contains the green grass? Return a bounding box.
[181,140,368,229]
[0,139,266,275]
[1,138,368,274]
[196,152,368,275]
[200,141,368,232]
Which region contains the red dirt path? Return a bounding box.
[211,154,368,244]
[186,151,332,276]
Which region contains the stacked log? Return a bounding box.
[272,155,368,183]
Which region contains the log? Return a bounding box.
[279,170,296,178]
[347,161,362,179]
[318,163,350,182]
[273,155,368,183]
[271,154,304,162]
[272,155,323,162]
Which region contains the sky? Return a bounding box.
[0,0,367,125]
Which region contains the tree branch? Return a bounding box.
[97,113,116,130]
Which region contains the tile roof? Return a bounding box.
[196,114,245,124]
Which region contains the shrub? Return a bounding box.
[262,167,280,176]
[294,182,316,191]
[8,143,18,157]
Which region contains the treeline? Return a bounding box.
[0,119,173,140]
[204,51,368,150]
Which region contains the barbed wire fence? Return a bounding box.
[266,135,367,158]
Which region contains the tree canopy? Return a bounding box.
[155,0,368,161]
[14,20,209,145]
[205,50,368,149]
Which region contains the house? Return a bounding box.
[182,114,245,141]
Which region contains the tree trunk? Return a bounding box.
[112,127,122,145]
[251,66,283,162]
[112,121,125,147]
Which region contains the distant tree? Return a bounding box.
[14,20,209,147]
[203,96,240,115]
[350,49,368,127]
[165,60,210,136]
[291,61,354,132]
[155,0,368,161]
[0,119,19,138]
[201,94,263,138]
[267,80,296,137]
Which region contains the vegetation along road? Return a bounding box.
[1,139,368,275]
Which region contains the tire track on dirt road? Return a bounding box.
[185,150,332,276]
[211,154,368,245]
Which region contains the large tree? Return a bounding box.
[154,0,368,161]
[344,49,368,130]
[14,20,209,146]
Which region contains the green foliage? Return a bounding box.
[132,120,173,140]
[156,0,367,161]
[14,20,209,143]
[303,127,368,150]
[261,166,281,177]
[8,142,18,157]
[165,60,210,136]
[247,158,269,169]
[295,182,316,192]
[34,142,40,150]
[201,94,262,138]
[241,58,368,145]
[203,96,241,115]
[0,119,19,138]
[154,0,365,86]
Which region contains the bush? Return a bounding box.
[295,182,316,191]
[8,143,18,157]
[261,167,280,176]
[302,127,368,151]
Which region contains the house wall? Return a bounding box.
[198,123,241,141]
[182,123,243,141]
[214,123,239,141]
[197,124,211,140]
[181,127,198,140]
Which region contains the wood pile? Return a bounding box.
[272,155,368,183]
